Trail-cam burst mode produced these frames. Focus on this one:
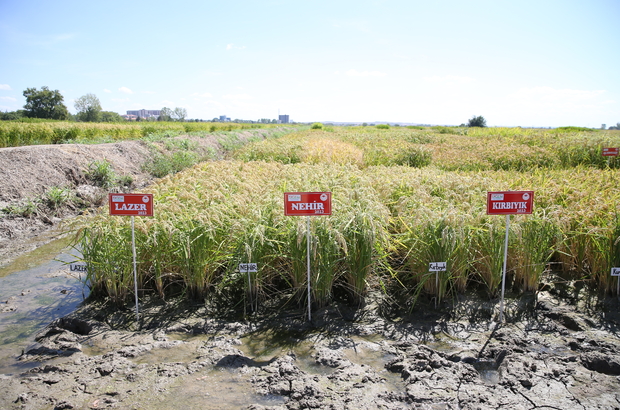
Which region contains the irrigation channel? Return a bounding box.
[0,236,87,375]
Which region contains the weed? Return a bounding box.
[45,186,72,210]
[85,160,116,188]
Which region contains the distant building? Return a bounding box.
[122,114,138,121]
[127,109,161,119]
[219,115,231,122]
[278,114,290,124]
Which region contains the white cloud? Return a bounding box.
[0,96,16,101]
[103,89,111,93]
[191,92,213,98]
[0,84,11,90]
[346,69,386,77]
[424,75,474,85]
[119,87,133,94]
[111,98,130,102]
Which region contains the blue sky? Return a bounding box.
[0,0,618,127]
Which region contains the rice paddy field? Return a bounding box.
[74,125,620,312]
[0,120,270,147]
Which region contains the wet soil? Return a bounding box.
[1,292,620,410]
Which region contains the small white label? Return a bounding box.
[611,267,620,277]
[70,263,87,273]
[491,194,504,201]
[429,262,447,272]
[239,263,258,273]
[111,195,125,202]
[288,194,301,201]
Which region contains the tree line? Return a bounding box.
[0,86,188,123]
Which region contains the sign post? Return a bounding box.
[284,192,332,321]
[429,262,447,308]
[109,193,154,326]
[612,268,620,300]
[487,191,534,322]
[239,263,258,312]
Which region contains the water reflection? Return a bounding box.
[0,246,87,375]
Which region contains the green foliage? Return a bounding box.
[376,124,390,129]
[554,126,595,133]
[99,111,124,122]
[45,186,72,211]
[394,146,432,167]
[2,198,39,218]
[143,151,200,178]
[431,126,454,134]
[467,115,487,127]
[23,86,69,120]
[159,107,173,122]
[311,122,323,130]
[85,160,116,188]
[74,93,102,122]
[0,110,25,121]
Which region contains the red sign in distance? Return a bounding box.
[109,193,154,216]
[284,192,332,216]
[487,191,534,215]
[602,148,619,157]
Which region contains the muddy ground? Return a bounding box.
[1,132,620,409]
[2,291,620,410]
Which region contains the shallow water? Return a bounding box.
[0,241,87,375]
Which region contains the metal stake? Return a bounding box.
[307,216,312,321]
[131,216,140,327]
[499,214,510,322]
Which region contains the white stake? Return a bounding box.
[307,215,312,321]
[499,214,510,322]
[131,216,139,327]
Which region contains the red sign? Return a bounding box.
[284,192,331,216]
[602,148,619,156]
[109,193,154,216]
[487,191,534,215]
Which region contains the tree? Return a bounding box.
[172,107,187,122]
[100,111,124,122]
[159,107,173,121]
[467,115,487,127]
[0,110,25,121]
[23,86,69,120]
[74,93,102,122]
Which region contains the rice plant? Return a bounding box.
[401,218,472,306]
[510,214,560,292]
[71,126,620,312]
[471,222,506,298]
